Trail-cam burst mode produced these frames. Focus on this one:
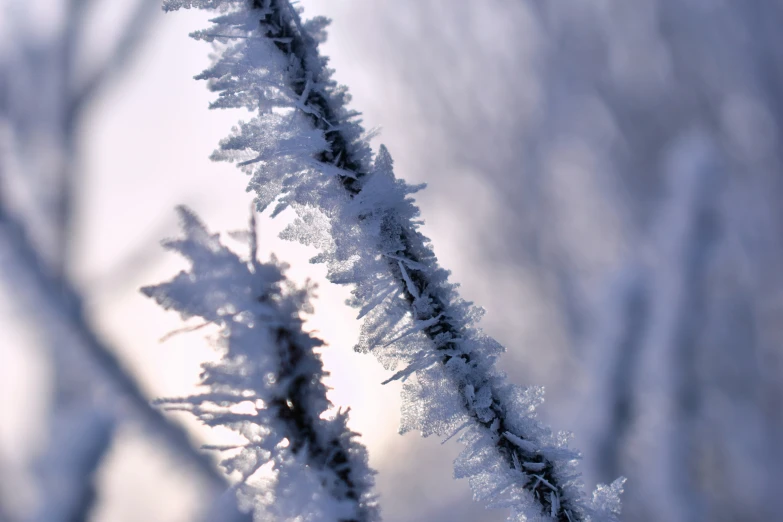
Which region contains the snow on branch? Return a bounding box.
[142,206,379,522]
[162,1,624,519]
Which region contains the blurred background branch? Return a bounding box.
[0,1,245,520]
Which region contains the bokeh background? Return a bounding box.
[2,1,783,521]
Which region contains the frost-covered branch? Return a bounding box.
[143,206,379,522]
[161,1,624,519]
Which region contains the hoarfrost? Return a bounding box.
[163,1,625,519]
[142,206,379,522]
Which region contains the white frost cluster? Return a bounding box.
[142,206,379,522]
[162,1,624,520]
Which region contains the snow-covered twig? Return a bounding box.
[162,1,624,519]
[143,206,379,522]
